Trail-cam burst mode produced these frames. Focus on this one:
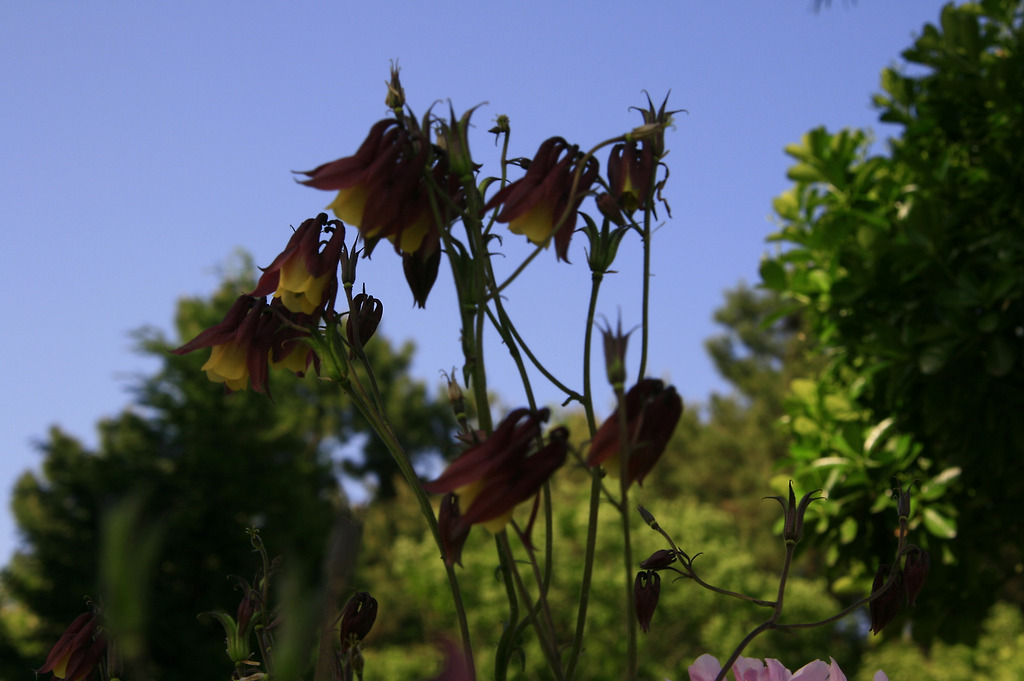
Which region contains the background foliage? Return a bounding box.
[762,0,1024,643]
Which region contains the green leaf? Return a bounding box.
[759,258,787,291]
[922,507,957,539]
[839,516,858,544]
[787,163,823,183]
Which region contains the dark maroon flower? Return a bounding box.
[424,409,567,534]
[634,571,661,633]
[639,549,676,571]
[869,564,902,635]
[903,548,929,607]
[249,213,346,316]
[171,295,275,393]
[37,612,106,681]
[485,137,599,262]
[586,379,683,486]
[339,591,378,652]
[607,140,655,215]
[346,290,383,354]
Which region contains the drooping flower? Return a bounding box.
[586,379,683,486]
[298,119,441,256]
[338,591,378,653]
[869,564,902,635]
[171,295,275,393]
[685,653,886,681]
[424,409,567,537]
[485,137,599,262]
[607,139,655,215]
[298,118,457,306]
[634,570,660,633]
[37,612,107,681]
[902,547,930,606]
[250,213,346,316]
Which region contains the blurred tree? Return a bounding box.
[646,285,816,562]
[0,255,451,681]
[761,0,1024,643]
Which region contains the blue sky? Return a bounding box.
[0,1,951,564]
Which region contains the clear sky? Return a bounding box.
[0,1,951,564]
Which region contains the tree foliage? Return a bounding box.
[0,257,451,681]
[762,0,1024,642]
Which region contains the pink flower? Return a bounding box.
[685,654,887,681]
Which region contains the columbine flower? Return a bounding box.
[586,379,683,486]
[298,119,441,256]
[172,295,275,393]
[424,409,568,540]
[299,118,456,306]
[485,137,599,262]
[685,653,888,681]
[607,140,655,215]
[634,570,660,633]
[249,214,346,316]
[37,612,107,681]
[869,564,902,635]
[903,547,930,606]
[338,591,378,652]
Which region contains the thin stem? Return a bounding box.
[497,531,566,681]
[614,384,637,681]
[565,271,604,681]
[636,206,653,381]
[493,534,520,681]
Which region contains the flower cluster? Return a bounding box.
[869,485,930,635]
[686,653,888,681]
[173,214,382,394]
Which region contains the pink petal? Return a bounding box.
[872,671,889,681]
[826,658,847,681]
[688,654,723,681]
[790,660,829,681]
[765,658,792,681]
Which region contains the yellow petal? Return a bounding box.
[202,342,249,388]
[328,186,369,227]
[508,200,557,245]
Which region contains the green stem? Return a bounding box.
[636,207,652,381]
[565,272,604,681]
[497,532,566,681]
[322,335,475,670]
[613,384,637,681]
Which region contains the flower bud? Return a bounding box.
[339,592,378,652]
[903,548,929,606]
[599,316,631,390]
[869,564,902,635]
[346,290,383,353]
[768,482,821,545]
[384,62,405,111]
[634,571,661,633]
[637,504,659,530]
[639,549,676,570]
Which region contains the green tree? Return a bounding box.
[1,256,451,681]
[762,0,1024,642]
[647,284,816,560]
